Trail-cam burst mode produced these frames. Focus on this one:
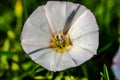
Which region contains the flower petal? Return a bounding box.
[112,46,120,80]
[21,41,49,52]
[64,2,87,33]
[112,64,120,80]
[45,1,66,31]
[21,6,52,43]
[68,9,98,40]
[34,49,57,71]
[21,6,52,60]
[55,52,76,71]
[68,45,94,66]
[72,31,99,53]
[113,47,120,63]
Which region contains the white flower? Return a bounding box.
[20,1,99,71]
[112,46,120,80]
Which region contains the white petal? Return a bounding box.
[21,6,52,60]
[21,41,49,54]
[112,46,120,80]
[21,6,52,42]
[68,45,94,66]
[30,47,51,60]
[44,6,56,33]
[53,53,63,71]
[72,31,99,53]
[64,2,87,32]
[112,64,120,80]
[34,50,56,71]
[56,52,76,71]
[113,47,120,63]
[45,1,66,31]
[68,9,98,40]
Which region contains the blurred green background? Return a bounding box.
[0,0,119,80]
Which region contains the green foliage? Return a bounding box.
[0,0,119,80]
[100,65,110,80]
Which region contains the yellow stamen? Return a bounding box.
[50,32,72,53]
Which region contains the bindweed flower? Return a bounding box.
[21,1,99,71]
[112,46,120,80]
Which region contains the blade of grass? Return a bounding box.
[98,42,112,54]
[100,64,110,80]
[103,65,110,80]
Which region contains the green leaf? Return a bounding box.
[103,65,110,80]
[98,43,112,54]
[33,65,45,73]
[100,64,110,80]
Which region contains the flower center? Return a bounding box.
[50,32,72,53]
